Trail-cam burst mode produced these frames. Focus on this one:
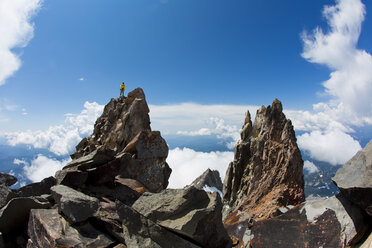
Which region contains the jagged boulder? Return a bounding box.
[116,202,201,248]
[0,197,51,245]
[223,99,305,221]
[333,139,372,216]
[118,152,171,193]
[12,176,56,198]
[27,208,114,248]
[248,194,368,248]
[71,88,151,159]
[57,88,171,193]
[51,185,99,223]
[55,169,88,188]
[132,186,232,248]
[0,172,17,187]
[0,185,15,209]
[64,146,116,171]
[188,168,223,193]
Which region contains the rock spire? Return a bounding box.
[223,99,305,220]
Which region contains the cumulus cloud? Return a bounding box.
[298,130,361,165]
[301,0,372,124]
[6,101,103,155]
[0,0,42,85]
[149,103,258,135]
[167,147,233,189]
[177,117,241,149]
[303,160,320,174]
[294,0,372,164]
[22,155,70,182]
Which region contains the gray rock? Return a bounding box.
[0,173,17,187]
[55,169,88,188]
[27,208,114,248]
[0,185,15,209]
[0,197,51,237]
[333,139,372,215]
[188,168,223,192]
[71,88,151,159]
[91,200,126,244]
[119,152,171,193]
[116,202,201,248]
[132,186,232,248]
[51,185,99,223]
[223,99,305,221]
[84,183,140,206]
[86,154,130,186]
[64,146,116,171]
[123,130,168,159]
[249,194,368,248]
[13,176,56,198]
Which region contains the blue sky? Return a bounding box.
[1,0,372,188]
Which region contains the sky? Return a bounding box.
[0,0,372,188]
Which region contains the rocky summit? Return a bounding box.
[0,88,231,248]
[223,99,305,221]
[0,90,371,248]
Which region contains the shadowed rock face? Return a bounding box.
[247,194,367,248]
[71,88,151,159]
[333,139,372,216]
[223,99,305,221]
[59,88,171,193]
[188,168,223,192]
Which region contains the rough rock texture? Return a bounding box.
[51,185,99,223]
[116,202,201,248]
[223,99,305,220]
[189,168,223,192]
[0,88,234,247]
[247,194,368,248]
[333,139,372,216]
[13,176,56,198]
[57,89,171,193]
[132,186,232,248]
[0,172,17,187]
[27,209,114,248]
[0,197,51,246]
[71,88,151,159]
[0,185,15,209]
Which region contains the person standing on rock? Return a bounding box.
[120,82,125,97]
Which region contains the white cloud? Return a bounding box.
[294,0,372,165]
[176,117,241,149]
[149,103,258,135]
[303,160,319,174]
[79,77,85,81]
[167,147,233,189]
[0,0,42,85]
[22,154,71,182]
[301,0,372,125]
[6,101,103,155]
[298,130,361,165]
[13,158,28,166]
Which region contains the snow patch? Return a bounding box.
[202,185,223,198]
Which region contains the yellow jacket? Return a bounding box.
[120,83,125,90]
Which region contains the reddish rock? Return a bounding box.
[70,88,151,159]
[223,99,305,221]
[248,195,367,248]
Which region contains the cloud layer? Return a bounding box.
[16,155,70,183]
[6,102,103,155]
[0,0,42,85]
[167,147,233,189]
